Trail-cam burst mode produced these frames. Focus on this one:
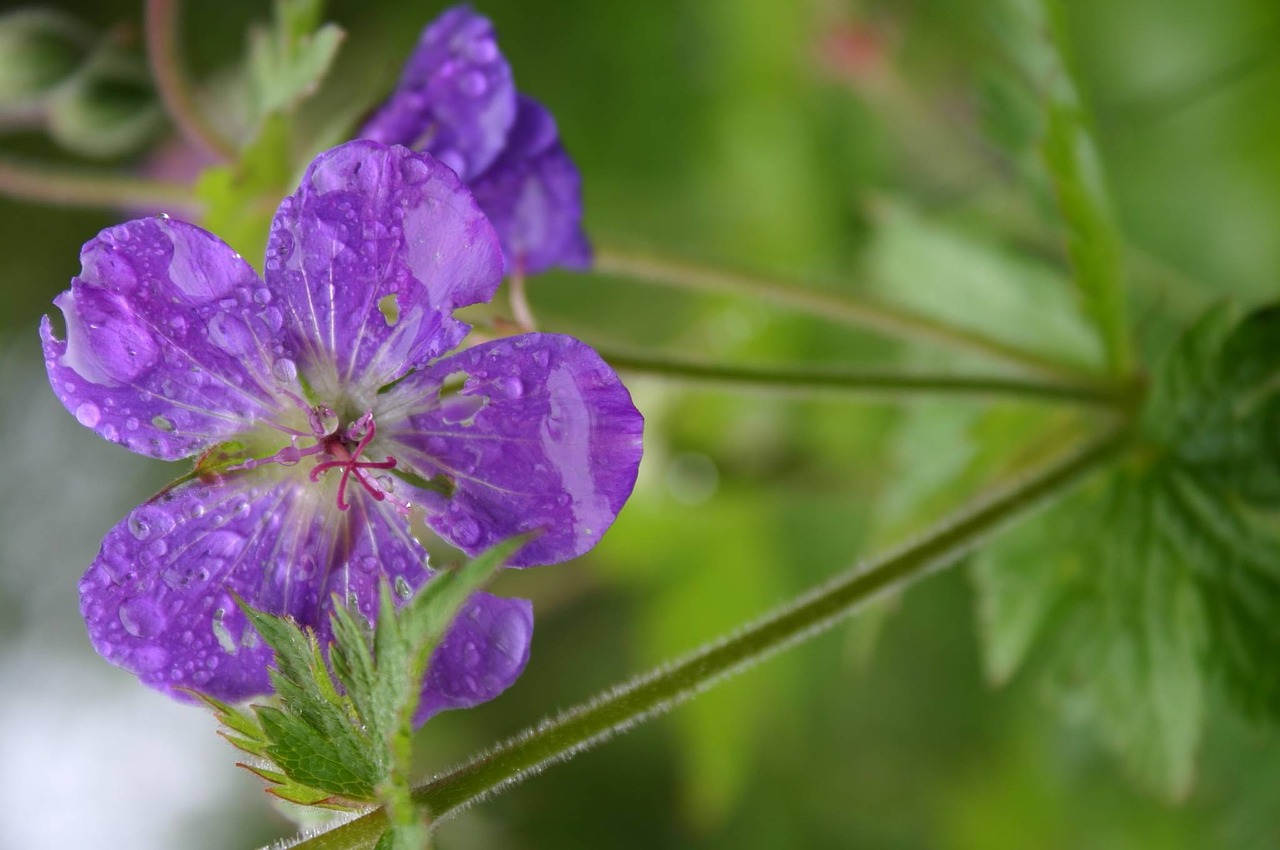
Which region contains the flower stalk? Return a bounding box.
[144,0,237,161]
[597,347,1128,408]
[593,246,1093,382]
[0,154,199,213]
[281,423,1132,850]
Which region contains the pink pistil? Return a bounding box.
[308,414,398,511]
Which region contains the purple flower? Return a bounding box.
[360,5,590,276]
[42,140,643,722]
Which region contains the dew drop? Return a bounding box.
[128,515,151,540]
[394,575,413,600]
[212,608,238,654]
[452,516,480,546]
[152,414,175,431]
[118,597,165,638]
[502,376,524,399]
[272,358,297,382]
[461,640,481,669]
[75,402,101,428]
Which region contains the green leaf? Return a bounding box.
[201,537,525,819]
[973,302,1280,796]
[0,9,93,106]
[194,113,292,263]
[865,198,1105,373]
[247,0,345,122]
[1036,0,1132,374]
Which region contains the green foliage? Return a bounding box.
[46,49,163,159]
[985,0,1133,374]
[194,114,292,264]
[247,0,344,123]
[195,0,345,264]
[0,9,92,106]
[199,537,525,843]
[973,303,1280,797]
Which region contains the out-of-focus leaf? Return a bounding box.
[865,198,1105,372]
[247,0,344,123]
[194,113,292,264]
[974,303,1280,797]
[0,9,93,106]
[46,50,163,159]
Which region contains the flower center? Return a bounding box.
[242,403,402,512]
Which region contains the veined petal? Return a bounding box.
[264,141,504,396]
[80,469,533,717]
[378,334,644,566]
[359,5,516,182]
[471,95,592,275]
[80,473,324,702]
[42,217,292,460]
[415,592,532,724]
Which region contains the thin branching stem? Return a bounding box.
[593,246,1093,382]
[144,0,237,161]
[0,154,199,214]
[280,424,1131,850]
[598,347,1128,408]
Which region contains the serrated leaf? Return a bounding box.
[866,198,1105,372]
[248,0,344,121]
[1036,0,1132,374]
[203,538,525,818]
[972,302,1280,796]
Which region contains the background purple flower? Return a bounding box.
[42,140,643,722]
[360,4,591,276]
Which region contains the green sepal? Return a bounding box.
[198,537,529,818]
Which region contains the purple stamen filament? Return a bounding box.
[308,414,397,511]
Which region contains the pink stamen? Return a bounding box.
[306,413,398,511]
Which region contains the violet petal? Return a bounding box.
[42,217,291,461]
[359,5,516,182]
[470,95,592,275]
[377,333,644,566]
[264,141,504,394]
[415,592,533,724]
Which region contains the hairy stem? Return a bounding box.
[598,347,1127,408]
[593,246,1092,381]
[281,424,1131,850]
[144,0,237,161]
[0,155,199,214]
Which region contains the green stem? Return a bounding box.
[144,0,237,161]
[280,425,1131,850]
[593,246,1092,382]
[0,154,199,214]
[598,347,1126,408]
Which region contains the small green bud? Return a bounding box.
[47,49,163,159]
[0,9,94,106]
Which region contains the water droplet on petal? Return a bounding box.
[394,575,413,600]
[118,597,165,638]
[273,358,297,382]
[152,414,175,431]
[211,608,238,654]
[452,516,480,547]
[502,376,524,399]
[75,402,101,427]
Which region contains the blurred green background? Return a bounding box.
[1,0,1279,848]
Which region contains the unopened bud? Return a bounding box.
[47,49,162,158]
[0,8,94,105]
